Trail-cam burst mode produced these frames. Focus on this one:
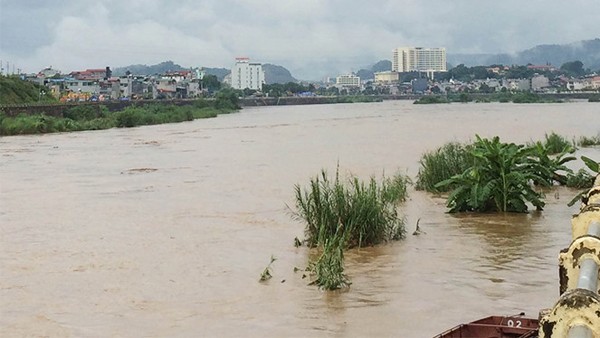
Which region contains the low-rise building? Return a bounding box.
[64,79,101,95]
[531,75,550,91]
[69,68,110,81]
[504,78,530,91]
[336,74,361,90]
[374,71,399,84]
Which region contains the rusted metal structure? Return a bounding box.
[540,174,600,338]
[434,315,539,338]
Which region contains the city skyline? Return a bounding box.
[1,0,600,80]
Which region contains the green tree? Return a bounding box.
[215,88,241,110]
[201,74,221,92]
[505,66,534,79]
[560,60,585,77]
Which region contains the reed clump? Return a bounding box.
[540,131,575,155]
[576,133,600,147]
[415,142,474,193]
[294,168,409,249]
[293,168,409,290]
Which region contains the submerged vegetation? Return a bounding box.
[292,168,410,289]
[413,96,450,104]
[293,169,409,249]
[539,131,576,155]
[568,156,600,206]
[416,132,598,213]
[306,231,350,290]
[415,142,473,193]
[576,133,600,147]
[437,136,549,213]
[259,255,277,282]
[292,130,593,291]
[413,92,565,104]
[0,96,239,136]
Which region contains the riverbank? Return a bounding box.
[0,95,239,136]
[2,92,598,136]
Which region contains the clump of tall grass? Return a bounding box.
[293,168,409,290]
[415,142,473,193]
[293,168,409,249]
[566,169,595,189]
[413,96,449,104]
[576,134,600,147]
[540,131,575,154]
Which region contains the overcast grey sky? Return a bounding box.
[1,0,599,80]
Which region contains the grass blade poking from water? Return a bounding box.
[292,167,409,290]
[259,255,277,282]
[306,230,350,290]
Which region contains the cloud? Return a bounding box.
[1,0,600,80]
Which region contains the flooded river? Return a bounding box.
[1,100,599,337]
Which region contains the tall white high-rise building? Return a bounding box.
[392,47,447,77]
[231,57,265,91]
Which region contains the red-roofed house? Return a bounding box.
[69,68,109,80]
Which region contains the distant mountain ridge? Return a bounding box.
[112,38,600,83]
[114,61,296,84]
[113,61,229,81]
[356,60,392,80]
[113,61,186,76]
[448,38,600,70]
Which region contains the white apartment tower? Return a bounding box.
[392,47,447,78]
[231,57,265,91]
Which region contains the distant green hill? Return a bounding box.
[356,60,392,80]
[113,61,187,76]
[113,61,231,81]
[203,68,230,81]
[263,64,297,84]
[0,76,56,105]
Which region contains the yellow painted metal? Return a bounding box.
[540,174,600,338]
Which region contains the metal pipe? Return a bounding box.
[589,220,600,237]
[578,220,600,292]
[568,220,600,338]
[568,325,593,338]
[576,258,599,291]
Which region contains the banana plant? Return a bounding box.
[567,156,600,207]
[524,141,576,186]
[437,135,547,213]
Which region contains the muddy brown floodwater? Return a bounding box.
[1,100,599,337]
